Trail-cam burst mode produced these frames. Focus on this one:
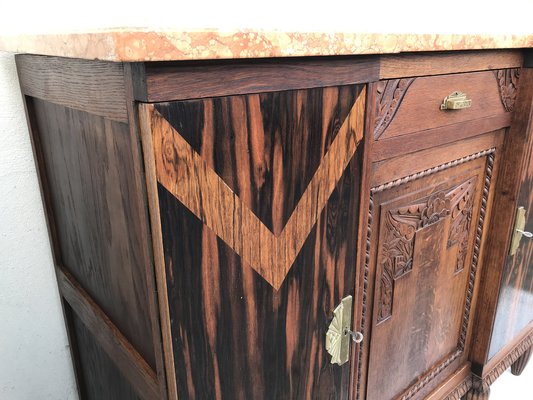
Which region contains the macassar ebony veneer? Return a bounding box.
[13,49,533,399]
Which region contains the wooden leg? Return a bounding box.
[464,386,491,400]
[511,346,532,376]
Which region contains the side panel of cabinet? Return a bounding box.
[469,66,533,377]
[140,85,366,399]
[65,304,141,400]
[489,133,533,358]
[363,149,495,400]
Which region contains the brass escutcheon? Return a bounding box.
[326,295,362,366]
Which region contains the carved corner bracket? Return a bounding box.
[494,68,520,112]
[374,78,416,139]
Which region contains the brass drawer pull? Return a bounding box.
[440,91,472,110]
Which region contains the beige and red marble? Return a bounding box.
[0,29,532,61]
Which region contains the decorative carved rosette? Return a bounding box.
[494,68,520,112]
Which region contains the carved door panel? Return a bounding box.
[364,153,493,400]
[140,85,366,399]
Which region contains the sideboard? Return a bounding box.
[1,31,532,399]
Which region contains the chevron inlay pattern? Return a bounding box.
[142,88,365,289]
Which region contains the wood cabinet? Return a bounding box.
[14,50,533,400]
[140,85,366,399]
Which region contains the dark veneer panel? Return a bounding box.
[68,307,141,400]
[30,98,156,369]
[489,137,533,358]
[158,151,362,399]
[135,56,378,101]
[155,85,361,235]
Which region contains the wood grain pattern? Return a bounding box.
[133,57,378,101]
[157,151,362,399]
[149,88,364,399]
[17,50,533,400]
[423,364,472,400]
[379,50,523,79]
[371,131,503,188]
[488,115,533,358]
[67,305,142,400]
[471,68,533,369]
[58,268,159,400]
[144,86,365,289]
[139,84,367,399]
[442,379,472,400]
[365,151,494,400]
[138,100,179,400]
[29,98,157,368]
[123,63,168,400]
[132,51,522,103]
[375,71,507,140]
[428,365,472,400]
[351,85,377,400]
[16,55,128,122]
[153,86,360,235]
[372,113,511,162]
[352,89,500,400]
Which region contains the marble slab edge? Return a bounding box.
[1,30,532,62]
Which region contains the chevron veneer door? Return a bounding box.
[140,85,366,399]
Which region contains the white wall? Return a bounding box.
[0,52,78,400]
[0,2,532,399]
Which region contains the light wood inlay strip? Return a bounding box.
[57,267,160,400]
[138,105,179,400]
[143,88,365,289]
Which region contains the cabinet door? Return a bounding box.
[363,152,494,400]
[489,136,533,358]
[140,85,366,399]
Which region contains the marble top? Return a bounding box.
[0,29,532,62]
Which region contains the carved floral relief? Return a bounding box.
[374,78,416,139]
[376,179,476,323]
[494,68,520,112]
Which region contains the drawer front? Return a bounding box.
[141,85,366,399]
[374,69,519,140]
